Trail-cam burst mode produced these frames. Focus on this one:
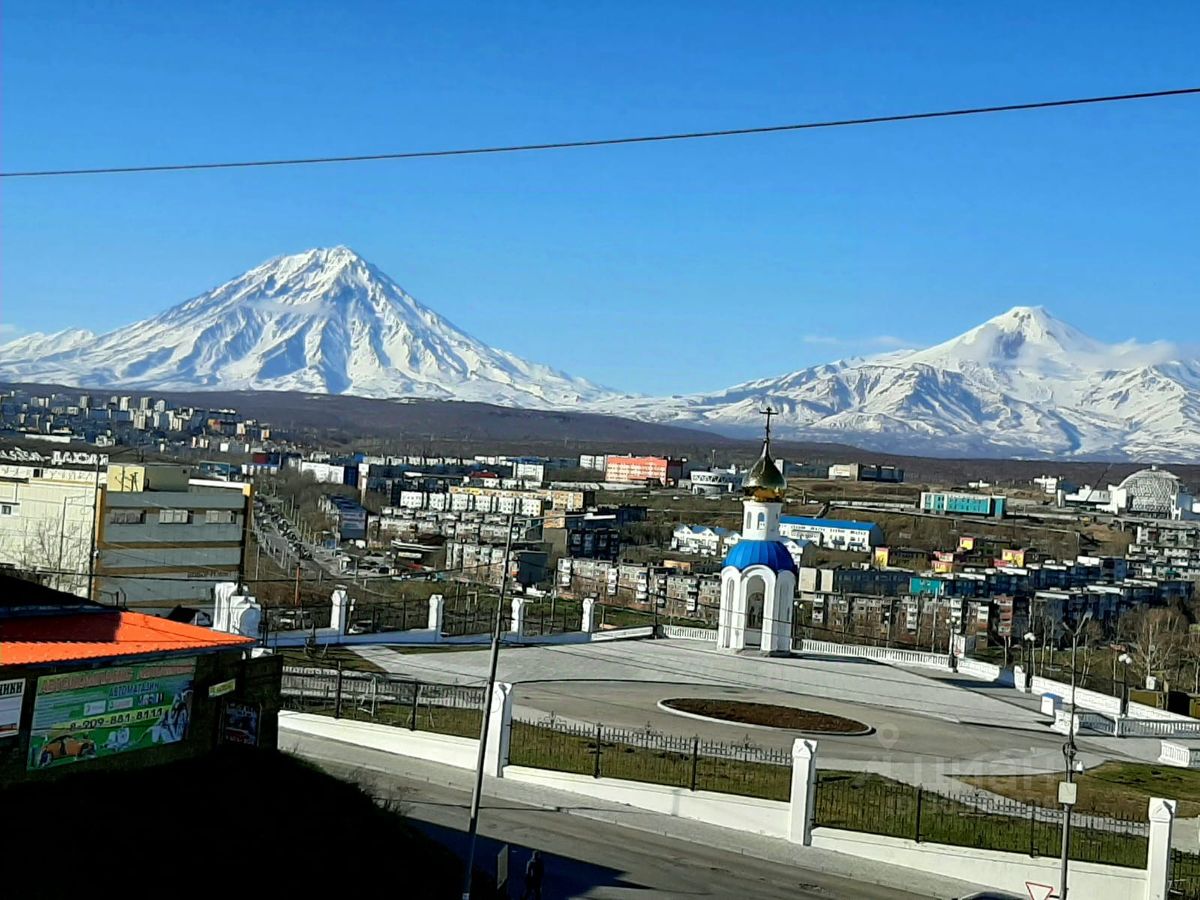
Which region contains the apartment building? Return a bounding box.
[603,455,686,487]
[96,464,251,614]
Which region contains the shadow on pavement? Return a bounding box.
[414,819,659,899]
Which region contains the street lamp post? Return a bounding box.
[1118,652,1133,717]
[1023,631,1036,691]
[461,512,518,900]
[1059,610,1093,900]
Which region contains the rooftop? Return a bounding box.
[780,515,880,532]
[723,539,799,574]
[0,610,252,666]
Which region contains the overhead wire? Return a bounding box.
[3,87,1198,179]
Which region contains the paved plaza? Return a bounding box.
[352,637,1159,780]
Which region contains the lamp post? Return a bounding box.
[1023,630,1037,691]
[1059,610,1093,900]
[461,512,518,900]
[1118,652,1133,717]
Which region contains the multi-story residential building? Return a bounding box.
[671,524,739,556]
[579,453,608,474]
[603,455,686,487]
[320,495,369,541]
[1128,522,1200,578]
[567,527,621,561]
[449,484,591,513]
[778,516,883,551]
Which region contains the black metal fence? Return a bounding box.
[442,603,510,637]
[814,772,1149,868]
[519,604,583,637]
[281,667,486,739]
[508,717,793,801]
[1173,849,1200,899]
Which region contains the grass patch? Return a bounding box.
[279,645,386,672]
[964,761,1200,819]
[815,770,1148,868]
[299,700,483,739]
[508,720,792,801]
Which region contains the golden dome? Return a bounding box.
[743,439,785,500]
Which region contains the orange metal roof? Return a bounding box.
[0,611,252,666]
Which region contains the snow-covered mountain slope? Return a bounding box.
[0,247,614,407]
[610,307,1200,460]
[4,257,1196,460]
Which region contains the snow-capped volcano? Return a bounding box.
[4,255,1197,460]
[612,306,1200,460]
[0,247,614,406]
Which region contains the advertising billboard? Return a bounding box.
[221,701,260,746]
[1,679,25,738]
[27,659,196,770]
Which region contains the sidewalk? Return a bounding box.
[282,724,991,899]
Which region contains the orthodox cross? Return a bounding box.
[760,406,776,442]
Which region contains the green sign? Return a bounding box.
[28,658,196,770]
[208,678,236,698]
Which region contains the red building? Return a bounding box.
[604,455,686,487]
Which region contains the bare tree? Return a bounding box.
[1119,607,1186,690]
[1078,618,1105,687]
[15,517,88,596]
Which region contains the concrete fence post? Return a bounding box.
[581,597,597,633]
[427,593,444,638]
[484,681,514,778]
[788,738,818,845]
[330,587,350,635]
[510,598,527,636]
[1013,664,1027,692]
[1146,797,1177,900]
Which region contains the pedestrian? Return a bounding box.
[521,849,544,900]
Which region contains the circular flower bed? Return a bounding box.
[661,698,870,734]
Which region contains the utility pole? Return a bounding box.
[87,456,100,602]
[461,512,517,900]
[1059,611,1092,900]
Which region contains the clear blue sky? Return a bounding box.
[3,1,1198,394]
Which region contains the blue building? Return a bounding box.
[919,491,1006,519]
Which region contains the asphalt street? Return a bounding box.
[289,731,945,900]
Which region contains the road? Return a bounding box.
[252,495,335,581]
[289,732,940,900]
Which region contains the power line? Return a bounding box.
[4,87,1197,180]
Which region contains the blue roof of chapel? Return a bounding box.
[723,540,798,574]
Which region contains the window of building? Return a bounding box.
[108,509,144,525]
[158,508,191,524]
[0,503,13,516]
[204,509,235,525]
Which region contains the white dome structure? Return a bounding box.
[1103,466,1198,520]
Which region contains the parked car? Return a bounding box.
[36,733,97,767]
